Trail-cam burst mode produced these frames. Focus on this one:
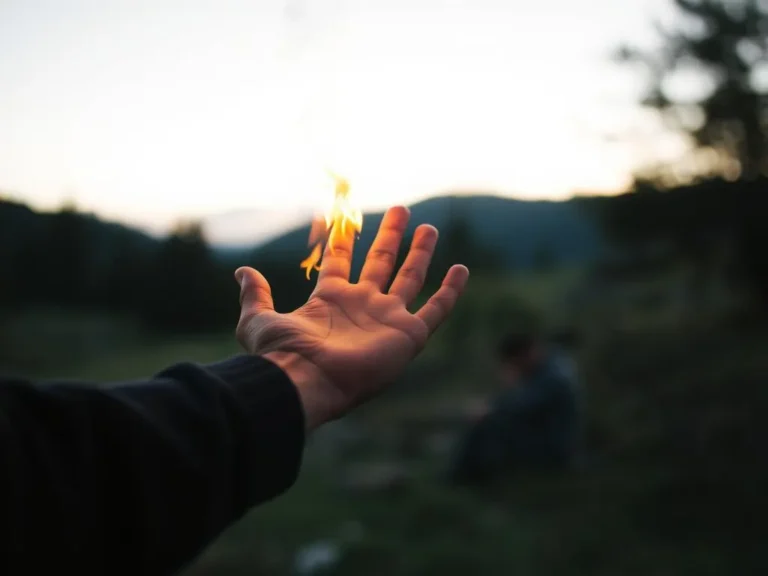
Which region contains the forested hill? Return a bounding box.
[252,194,603,272]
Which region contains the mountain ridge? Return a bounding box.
[250,194,603,271]
[1,193,605,273]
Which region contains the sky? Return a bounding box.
[0,0,679,243]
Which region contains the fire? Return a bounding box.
[300,173,363,279]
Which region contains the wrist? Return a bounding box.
[262,351,339,432]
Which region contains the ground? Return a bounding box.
[3,267,761,575]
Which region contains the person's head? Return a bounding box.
[496,332,541,387]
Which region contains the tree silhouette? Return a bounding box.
[602,0,768,313]
[41,203,91,307]
[0,198,254,332]
[102,235,152,315]
[143,221,230,333]
[617,0,768,181]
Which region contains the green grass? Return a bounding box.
[53,334,242,380]
[4,268,758,575]
[0,306,241,380]
[183,459,701,576]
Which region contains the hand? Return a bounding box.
[235,206,469,431]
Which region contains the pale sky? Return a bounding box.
[0,0,678,241]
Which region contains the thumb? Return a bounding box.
[235,267,274,312]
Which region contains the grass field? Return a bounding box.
[2,267,760,575]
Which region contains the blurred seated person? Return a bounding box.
[448,332,582,485]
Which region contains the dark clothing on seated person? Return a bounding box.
[449,350,581,485]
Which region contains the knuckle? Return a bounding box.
[386,223,408,237]
[369,249,396,265]
[412,318,430,343]
[235,311,260,343]
[411,240,434,253]
[330,244,352,259]
[235,320,249,344]
[256,286,272,304]
[399,266,424,282]
[432,294,452,313]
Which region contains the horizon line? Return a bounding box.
[1,185,627,247]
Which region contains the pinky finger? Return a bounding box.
[415,265,469,335]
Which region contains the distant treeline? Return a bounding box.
[0,201,235,332]
[0,196,504,334]
[0,191,520,333]
[0,199,320,333]
[1,177,765,333]
[588,176,768,310]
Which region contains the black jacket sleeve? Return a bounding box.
[0,355,306,575]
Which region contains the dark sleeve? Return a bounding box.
[0,355,306,576]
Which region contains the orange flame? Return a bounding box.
[300,173,363,279]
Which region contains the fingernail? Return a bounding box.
[234,268,245,286]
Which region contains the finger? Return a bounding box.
[235,267,274,313]
[415,265,469,335]
[358,206,410,290]
[388,224,438,305]
[317,218,357,284]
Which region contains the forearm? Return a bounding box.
[0,355,305,575]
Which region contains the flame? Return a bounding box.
[300,173,363,279]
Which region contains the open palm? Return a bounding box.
[235,206,469,429]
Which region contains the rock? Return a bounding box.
[293,540,341,576]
